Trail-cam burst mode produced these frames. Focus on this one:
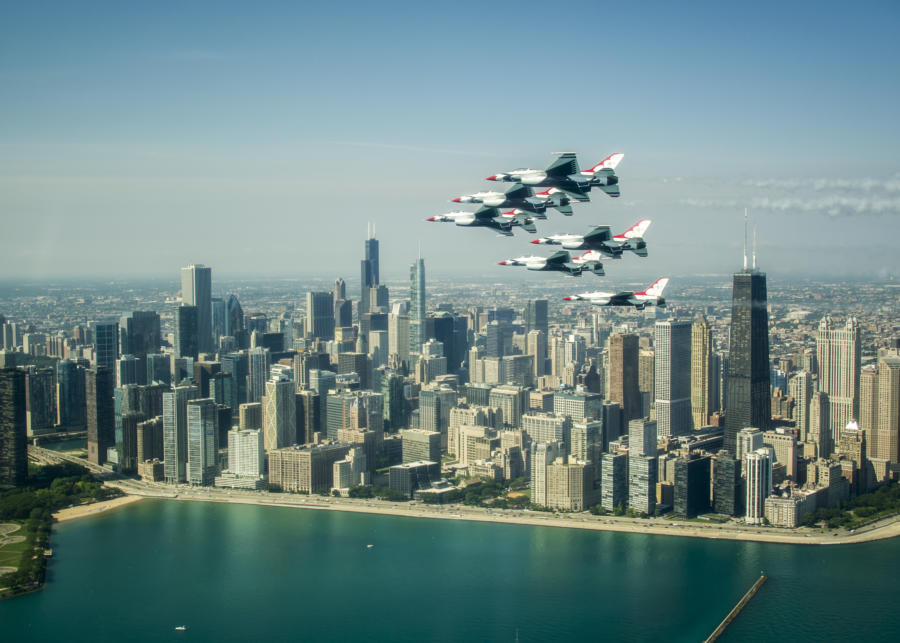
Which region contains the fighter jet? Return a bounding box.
[497,250,604,277]
[451,183,573,217]
[531,219,651,259]
[426,207,537,236]
[486,152,624,200]
[562,277,669,310]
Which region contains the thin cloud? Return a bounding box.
[681,196,900,217]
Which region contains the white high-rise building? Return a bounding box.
[789,370,813,442]
[531,441,562,507]
[745,447,774,525]
[228,428,264,478]
[247,347,269,404]
[163,383,199,484]
[654,319,692,437]
[187,398,218,486]
[628,417,657,458]
[409,258,426,356]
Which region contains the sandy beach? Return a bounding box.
[52,496,145,523]
[104,481,900,546]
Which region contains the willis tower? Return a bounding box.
[360,223,379,314]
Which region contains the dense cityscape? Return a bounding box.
[2,229,898,557]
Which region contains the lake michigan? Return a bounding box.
[2,499,898,642]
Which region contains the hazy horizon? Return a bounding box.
[2,2,898,280]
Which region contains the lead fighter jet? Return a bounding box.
[451,183,573,217]
[497,250,604,276]
[486,152,624,200]
[426,207,536,236]
[562,277,669,310]
[532,219,651,259]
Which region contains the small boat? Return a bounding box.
[175,626,187,631]
[366,544,374,549]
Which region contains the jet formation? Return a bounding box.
[426,151,669,308]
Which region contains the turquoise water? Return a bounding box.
[2,500,898,642]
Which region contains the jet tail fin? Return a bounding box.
[585,152,624,173]
[637,277,669,297]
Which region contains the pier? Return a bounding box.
[705,574,767,642]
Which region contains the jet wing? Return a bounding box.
[583,226,613,244]
[545,153,580,177]
[503,183,533,200]
[473,206,501,219]
[608,292,635,306]
[545,250,572,266]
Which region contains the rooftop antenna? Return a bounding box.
[752,219,758,270]
[743,208,748,271]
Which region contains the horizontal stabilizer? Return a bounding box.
[599,184,620,197]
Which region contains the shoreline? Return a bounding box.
[52,496,145,523]
[106,482,900,546]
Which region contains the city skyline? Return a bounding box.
[1,2,899,279]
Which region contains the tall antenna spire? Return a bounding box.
[372,221,376,238]
[743,208,748,271]
[752,219,758,270]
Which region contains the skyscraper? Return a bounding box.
[85,367,115,465]
[163,383,199,484]
[360,225,380,315]
[0,368,27,486]
[93,321,119,372]
[187,398,218,485]
[745,447,773,525]
[875,354,900,463]
[723,268,771,454]
[654,319,692,438]
[174,305,199,360]
[691,314,714,428]
[409,257,426,356]
[181,264,213,354]
[56,359,86,428]
[122,311,160,363]
[524,299,548,336]
[306,291,335,341]
[608,333,640,423]
[816,316,861,445]
[262,376,297,452]
[789,370,813,442]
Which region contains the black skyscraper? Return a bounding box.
[85,366,115,466]
[360,227,379,314]
[0,368,27,486]
[175,305,199,360]
[723,270,771,454]
[524,299,548,336]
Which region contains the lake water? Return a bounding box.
[1,499,897,642]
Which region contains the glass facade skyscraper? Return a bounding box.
[724,270,771,455]
[409,257,425,356]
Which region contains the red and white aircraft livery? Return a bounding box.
[451,182,574,217]
[563,277,669,310]
[532,219,651,258]
[486,152,624,200]
[426,207,536,237]
[497,250,603,277]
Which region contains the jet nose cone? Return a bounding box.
[486,175,497,181]
[451,197,462,203]
[426,216,436,222]
[498,261,507,265]
[530,239,540,244]
[563,296,574,301]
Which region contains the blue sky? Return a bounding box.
[2,1,898,281]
